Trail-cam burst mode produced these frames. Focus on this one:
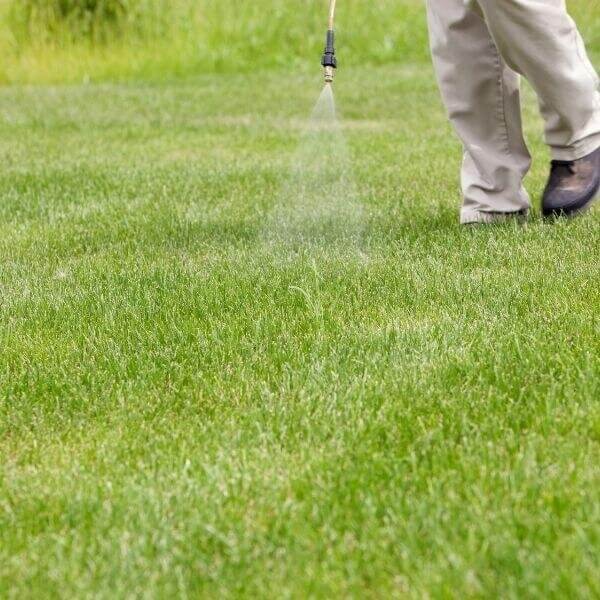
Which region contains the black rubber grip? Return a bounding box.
[326,30,335,52]
[321,29,337,68]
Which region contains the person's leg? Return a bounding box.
[425,0,531,224]
[476,0,600,162]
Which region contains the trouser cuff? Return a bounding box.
[551,135,600,161]
[460,209,529,225]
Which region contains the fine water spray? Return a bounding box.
[262,0,362,245]
[321,0,338,84]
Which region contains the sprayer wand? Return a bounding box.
[321,0,337,83]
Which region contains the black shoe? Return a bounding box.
[542,146,600,217]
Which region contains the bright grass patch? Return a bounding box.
[0,64,599,597]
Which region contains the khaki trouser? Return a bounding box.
[426,0,600,223]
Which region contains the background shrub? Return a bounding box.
[5,0,180,45]
[9,0,131,43]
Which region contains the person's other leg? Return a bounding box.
[426,0,531,224]
[475,0,600,216]
[477,0,600,162]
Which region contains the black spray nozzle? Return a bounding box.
[321,29,337,69]
[321,29,337,83]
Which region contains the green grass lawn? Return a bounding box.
[0,63,599,598]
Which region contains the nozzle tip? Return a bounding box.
[324,66,335,83]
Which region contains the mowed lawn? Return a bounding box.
[0,64,599,598]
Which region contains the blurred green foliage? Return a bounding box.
[9,0,131,42]
[0,0,597,84]
[5,0,177,44]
